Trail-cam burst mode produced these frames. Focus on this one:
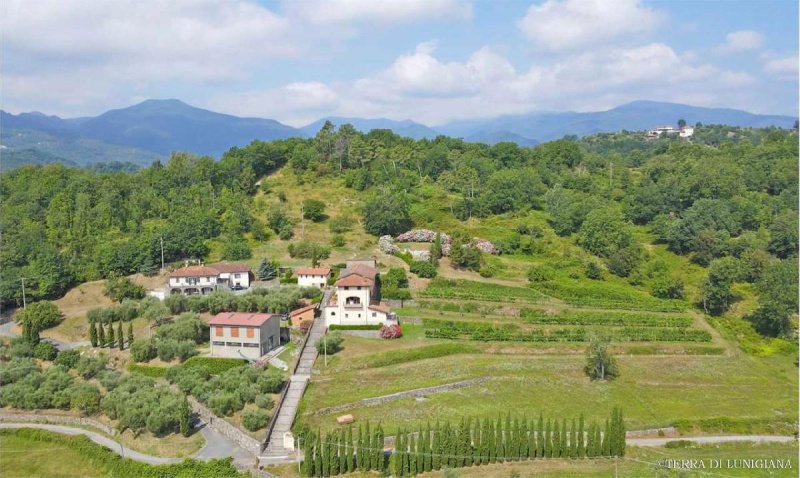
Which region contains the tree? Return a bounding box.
[222,235,252,260]
[104,276,145,302]
[678,118,686,128]
[17,301,63,345]
[768,210,798,259]
[98,322,106,348]
[302,199,326,222]
[748,259,798,337]
[257,258,278,280]
[410,260,437,278]
[702,257,740,315]
[127,322,134,346]
[108,321,116,347]
[362,190,412,236]
[89,320,98,347]
[585,337,619,380]
[117,321,124,350]
[431,233,443,263]
[578,207,635,258]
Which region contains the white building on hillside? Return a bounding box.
[168,262,253,295]
[209,312,280,360]
[322,260,394,327]
[296,267,331,289]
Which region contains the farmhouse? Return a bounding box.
[323,260,394,327]
[296,267,331,289]
[209,312,281,360]
[168,262,253,295]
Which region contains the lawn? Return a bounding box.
[298,332,798,436]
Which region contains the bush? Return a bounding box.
[130,338,158,363]
[54,349,81,368]
[287,241,330,261]
[155,313,205,343]
[316,331,343,354]
[302,199,326,222]
[75,356,106,379]
[379,324,403,339]
[527,265,554,282]
[222,237,252,260]
[585,262,604,280]
[128,363,168,378]
[331,234,346,247]
[383,268,409,289]
[207,391,243,417]
[70,383,101,415]
[33,342,59,361]
[650,275,685,299]
[181,356,247,374]
[410,260,437,278]
[104,277,145,302]
[255,395,275,410]
[242,408,270,431]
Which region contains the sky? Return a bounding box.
[2,0,798,126]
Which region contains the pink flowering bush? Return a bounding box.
[379,324,403,339]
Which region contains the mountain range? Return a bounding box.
[1,99,795,170]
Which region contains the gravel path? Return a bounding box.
[627,435,796,447]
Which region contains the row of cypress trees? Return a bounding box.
[89,319,133,350]
[302,422,385,477]
[302,408,624,477]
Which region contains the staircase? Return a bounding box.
[260,313,326,464]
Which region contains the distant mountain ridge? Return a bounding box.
[1,99,795,170]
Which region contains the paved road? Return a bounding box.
[0,320,89,350]
[628,435,796,447]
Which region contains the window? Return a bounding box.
[225,342,242,347]
[234,273,240,279]
[215,327,223,337]
[372,312,376,317]
[358,314,361,318]
[243,343,259,348]
[345,314,349,319]
[231,327,239,338]
[212,341,225,346]
[246,328,254,338]
[331,312,336,316]
[345,286,350,290]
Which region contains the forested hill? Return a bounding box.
[1,126,797,340]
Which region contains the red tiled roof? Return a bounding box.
[296,267,331,276]
[335,274,373,287]
[368,302,391,313]
[212,262,252,273]
[289,304,317,317]
[343,264,377,280]
[209,312,277,327]
[170,266,219,278]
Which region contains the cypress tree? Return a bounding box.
[473,419,482,466]
[594,423,602,457]
[483,418,491,464]
[302,439,312,477]
[617,407,626,457]
[520,418,529,459]
[322,432,331,477]
[127,322,134,346]
[552,419,560,458]
[377,424,385,471]
[98,321,106,347]
[536,413,544,458]
[577,414,585,458]
[570,418,577,458]
[108,321,116,347]
[432,422,441,471]
[494,417,503,462]
[504,413,511,461]
[339,431,347,475]
[117,321,124,350]
[544,419,552,458]
[409,435,417,476]
[329,431,339,476]
[89,320,98,347]
[424,423,433,472]
[345,426,353,473]
[560,419,568,458]
[364,421,371,471]
[356,424,363,471]
[601,418,610,456]
[487,419,496,463]
[403,430,410,476]
[315,430,323,478]
[527,418,535,460]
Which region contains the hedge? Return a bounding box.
[181,356,248,374]
[520,309,694,328]
[127,363,168,378]
[329,324,383,331]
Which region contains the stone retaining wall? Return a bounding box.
[188,397,261,456]
[0,410,115,435]
[313,377,491,416]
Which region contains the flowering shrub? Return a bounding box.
[471,238,498,254]
[378,235,400,254]
[298,319,313,334]
[379,324,403,339]
[396,229,451,244]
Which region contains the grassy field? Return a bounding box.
[0,428,243,478]
[298,327,797,435]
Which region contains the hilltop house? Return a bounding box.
[296,267,331,289]
[322,260,394,327]
[168,262,253,295]
[209,312,281,360]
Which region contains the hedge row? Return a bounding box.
[520,309,694,328]
[420,279,546,303]
[329,324,383,331]
[180,356,248,374]
[425,326,712,343]
[127,363,168,378]
[362,343,478,368]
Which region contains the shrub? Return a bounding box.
[331,234,346,247]
[155,313,205,343]
[54,349,81,368]
[383,268,409,289]
[410,260,437,278]
[70,383,101,415]
[302,199,326,222]
[316,331,343,355]
[103,277,145,302]
[287,241,330,261]
[181,356,247,374]
[130,338,158,363]
[379,324,403,339]
[33,342,59,361]
[527,265,554,282]
[650,275,685,299]
[128,363,168,378]
[585,262,604,280]
[222,236,252,260]
[242,408,270,431]
[75,356,106,379]
[255,395,275,410]
[207,391,243,417]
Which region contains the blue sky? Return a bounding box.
[2,0,797,126]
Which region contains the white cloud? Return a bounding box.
[717,30,764,53]
[212,42,757,126]
[763,54,799,75]
[283,0,472,25]
[518,0,662,52]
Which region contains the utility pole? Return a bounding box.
[324,334,327,367]
[297,435,302,475]
[160,236,165,270]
